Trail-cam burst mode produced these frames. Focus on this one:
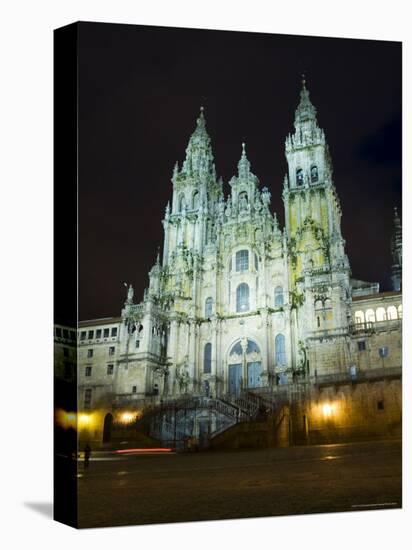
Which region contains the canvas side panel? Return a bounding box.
[53,22,79,529]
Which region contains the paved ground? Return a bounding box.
[77,439,402,528]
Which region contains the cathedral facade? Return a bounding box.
[71,81,402,414]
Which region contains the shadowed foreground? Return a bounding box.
[78,439,401,528]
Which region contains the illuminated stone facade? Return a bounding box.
[73,81,402,413]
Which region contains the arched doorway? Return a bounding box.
[227,339,262,394]
[102,413,113,443]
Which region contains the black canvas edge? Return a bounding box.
[53,22,79,529]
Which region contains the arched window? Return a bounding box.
[311,165,318,183]
[324,298,332,309]
[275,334,286,366]
[398,304,403,318]
[376,307,387,322]
[365,309,376,324]
[204,343,212,373]
[205,297,213,318]
[192,191,199,209]
[296,168,304,186]
[236,283,250,312]
[236,249,249,271]
[274,286,284,307]
[179,194,186,212]
[354,310,365,324]
[387,306,398,320]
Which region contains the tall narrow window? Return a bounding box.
[275,334,286,366]
[192,191,199,209]
[205,297,213,318]
[296,168,304,186]
[204,343,212,373]
[310,165,318,183]
[274,286,284,307]
[236,283,250,312]
[236,249,249,271]
[179,194,185,212]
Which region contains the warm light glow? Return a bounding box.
[55,409,77,430]
[322,403,335,418]
[119,412,136,424]
[78,414,91,428]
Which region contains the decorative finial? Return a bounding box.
[301,73,306,89]
[200,105,204,113]
[242,142,246,154]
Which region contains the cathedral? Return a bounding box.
[55,80,402,444]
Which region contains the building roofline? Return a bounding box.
[78,316,122,327]
[352,290,402,303]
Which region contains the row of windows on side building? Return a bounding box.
[80,327,118,341]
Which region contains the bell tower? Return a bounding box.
[283,77,352,376]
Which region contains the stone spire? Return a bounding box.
[180,106,216,180]
[391,206,402,291]
[238,142,252,180]
[286,75,325,152]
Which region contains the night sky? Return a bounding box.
[78,22,401,321]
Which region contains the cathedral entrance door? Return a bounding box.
[247,361,262,388]
[229,364,242,395]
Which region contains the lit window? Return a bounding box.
[109,346,115,356]
[87,349,93,358]
[204,343,212,373]
[387,306,397,320]
[275,334,286,366]
[365,309,376,324]
[85,366,92,377]
[205,297,213,318]
[107,364,114,375]
[296,168,304,186]
[236,250,249,271]
[376,307,386,322]
[274,286,284,307]
[354,310,365,324]
[236,283,250,312]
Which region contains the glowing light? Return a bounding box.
[119,412,136,424]
[322,403,334,418]
[78,414,91,428]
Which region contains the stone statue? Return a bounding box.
[225,197,232,218]
[239,193,248,211]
